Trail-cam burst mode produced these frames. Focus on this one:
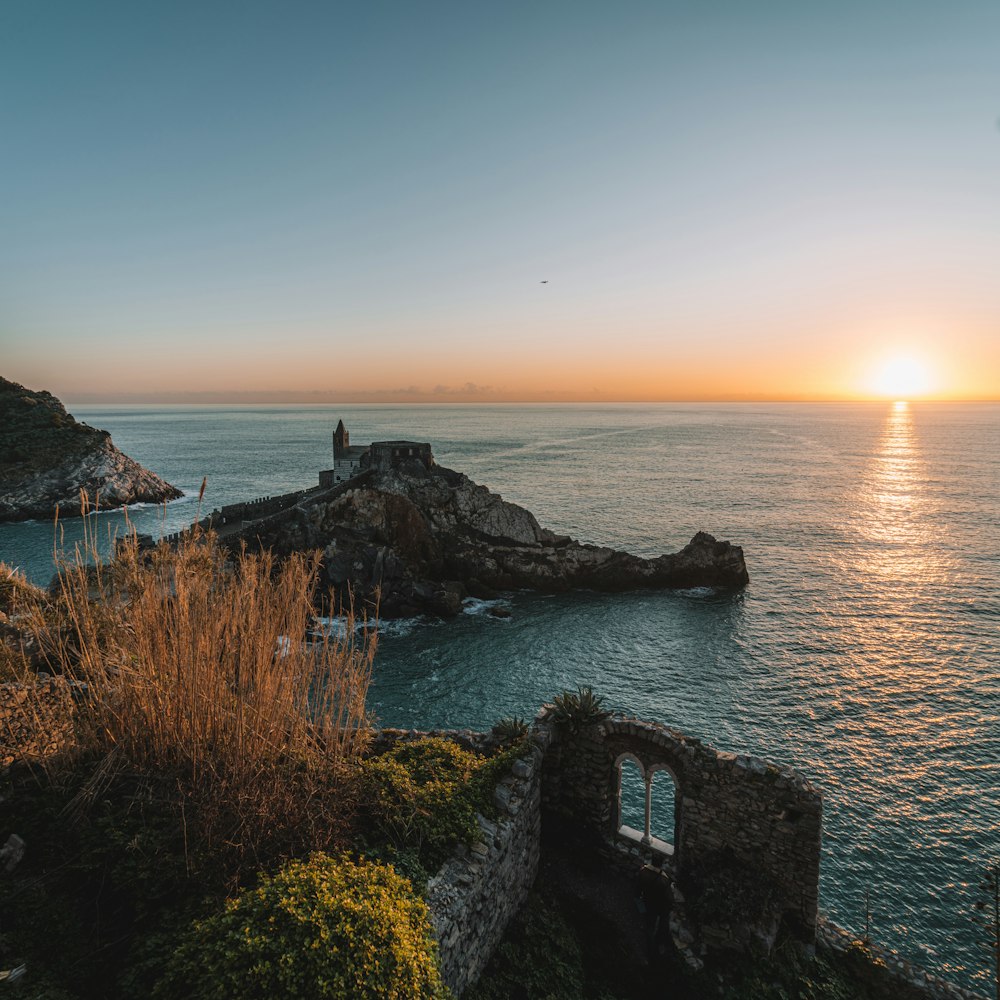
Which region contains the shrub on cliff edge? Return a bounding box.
[360,735,532,873]
[360,737,482,871]
[153,854,449,1000]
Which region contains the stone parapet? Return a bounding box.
[425,740,543,996]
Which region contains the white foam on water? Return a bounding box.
[313,615,423,639]
[462,597,509,616]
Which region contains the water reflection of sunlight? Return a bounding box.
[825,404,980,973]
[836,405,953,785]
[855,401,935,576]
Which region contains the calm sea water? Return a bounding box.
[1,402,998,991]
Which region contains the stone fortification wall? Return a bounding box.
[375,729,543,998]
[427,743,541,996]
[218,490,312,524]
[192,473,373,548]
[539,710,822,943]
[159,492,317,545]
[367,441,434,473]
[157,513,214,546]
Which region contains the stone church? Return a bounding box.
[319,419,433,486]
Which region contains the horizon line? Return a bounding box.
[63,393,1000,406]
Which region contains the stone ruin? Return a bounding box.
[420,705,823,995]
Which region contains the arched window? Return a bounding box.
[618,757,645,837]
[615,755,676,859]
[648,767,677,854]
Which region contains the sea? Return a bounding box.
[1,402,997,992]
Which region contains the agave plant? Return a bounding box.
[550,686,609,734]
[492,716,529,744]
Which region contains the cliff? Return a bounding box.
[0,377,182,522]
[219,459,749,617]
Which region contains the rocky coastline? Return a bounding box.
[211,458,749,617]
[0,376,182,522]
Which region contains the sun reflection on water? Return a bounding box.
[805,402,997,987]
[839,405,947,809]
[855,401,939,578]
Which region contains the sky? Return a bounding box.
[2,0,999,403]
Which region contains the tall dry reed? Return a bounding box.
[33,502,376,868]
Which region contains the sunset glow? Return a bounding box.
[867,354,935,400]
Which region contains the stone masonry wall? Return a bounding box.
[424,736,543,997]
[539,710,822,943]
[218,490,312,524]
[415,710,823,996]
[0,677,75,769]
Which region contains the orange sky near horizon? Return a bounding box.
[9,311,996,404]
[25,348,997,406]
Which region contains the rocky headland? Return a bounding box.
[214,458,749,617]
[0,377,182,522]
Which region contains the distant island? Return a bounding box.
[192,420,750,617]
[0,377,181,522]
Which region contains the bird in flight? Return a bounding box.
[540,280,548,284]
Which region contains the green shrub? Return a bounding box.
[153,854,449,1000]
[388,737,479,784]
[361,736,532,872]
[719,941,867,1000]
[468,737,531,815]
[361,737,482,871]
[351,839,432,894]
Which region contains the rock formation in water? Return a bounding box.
[0,376,182,522]
[217,459,749,618]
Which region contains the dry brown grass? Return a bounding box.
[0,562,50,616]
[13,504,376,869]
[0,563,47,680]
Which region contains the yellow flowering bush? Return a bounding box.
[153,854,449,1000]
[360,736,530,872]
[361,737,482,870]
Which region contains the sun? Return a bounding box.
[868,354,933,400]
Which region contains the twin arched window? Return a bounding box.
[616,754,677,857]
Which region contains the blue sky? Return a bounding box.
[2,1,999,400]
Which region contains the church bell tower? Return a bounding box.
[333,419,349,460]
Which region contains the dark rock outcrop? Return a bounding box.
[219,460,749,618]
[0,377,182,522]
